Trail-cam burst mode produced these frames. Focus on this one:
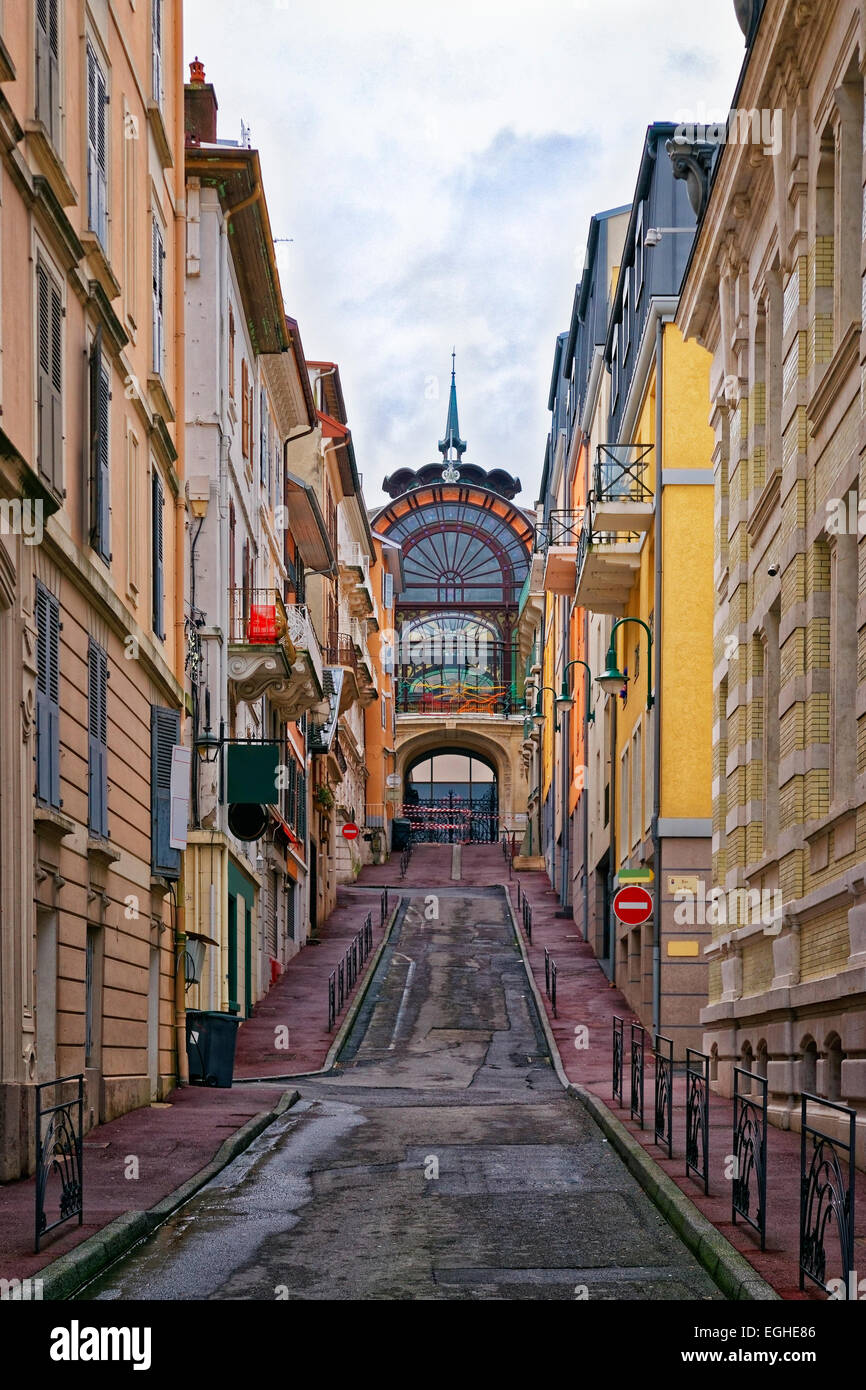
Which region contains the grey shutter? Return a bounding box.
[89,327,110,561]
[87,46,108,244]
[36,584,61,807]
[36,0,60,145]
[88,641,109,837]
[384,572,394,609]
[152,471,164,639]
[151,705,180,878]
[151,0,162,105]
[152,219,164,373]
[37,263,63,495]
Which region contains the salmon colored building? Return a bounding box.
[0,1,186,1178]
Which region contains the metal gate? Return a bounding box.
[401,792,498,843]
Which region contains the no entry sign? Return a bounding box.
[613,883,653,926]
[342,823,359,840]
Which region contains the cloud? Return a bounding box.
[184,0,746,507]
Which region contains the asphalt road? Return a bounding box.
[83,887,722,1301]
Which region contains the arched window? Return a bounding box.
[800,1036,817,1096]
[740,1040,754,1094]
[825,1033,845,1102]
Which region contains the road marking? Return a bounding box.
[389,953,416,1049]
[451,844,461,880]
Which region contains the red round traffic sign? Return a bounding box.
[342,823,359,840]
[612,884,653,926]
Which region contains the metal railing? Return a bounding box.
[612,1016,624,1106]
[630,1023,645,1128]
[799,1094,856,1297]
[228,587,289,645]
[535,508,585,550]
[400,840,412,878]
[397,687,515,717]
[685,1048,710,1195]
[594,443,653,503]
[522,897,532,941]
[325,632,358,674]
[327,911,375,1031]
[35,1074,84,1252]
[380,888,389,925]
[732,1067,768,1249]
[653,1035,673,1159]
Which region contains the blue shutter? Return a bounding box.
[36,583,61,807]
[88,640,109,837]
[151,705,180,878]
[89,326,110,561]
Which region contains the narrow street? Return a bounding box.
[82,887,721,1302]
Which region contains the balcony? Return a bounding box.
[573,510,642,616]
[535,508,585,595]
[351,617,378,705]
[227,590,324,717]
[338,540,375,618]
[396,682,516,718]
[592,444,654,533]
[325,631,362,710]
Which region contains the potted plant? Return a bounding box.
[315,784,334,811]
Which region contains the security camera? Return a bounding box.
[767,563,779,577]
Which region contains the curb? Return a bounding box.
[38,1087,300,1301]
[238,899,403,1082]
[503,884,778,1303]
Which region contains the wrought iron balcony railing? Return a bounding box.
[594,444,653,503]
[325,632,358,674]
[228,587,290,646]
[535,508,585,551]
[397,685,516,717]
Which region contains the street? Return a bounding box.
[83,888,721,1301]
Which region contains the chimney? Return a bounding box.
[185,57,218,146]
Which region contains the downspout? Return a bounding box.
[174,1,188,1086]
[560,594,569,906]
[652,317,664,1041]
[608,680,617,985]
[582,602,590,941]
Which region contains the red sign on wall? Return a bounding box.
[342,823,359,840]
[612,884,653,926]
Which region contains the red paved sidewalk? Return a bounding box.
[0,1080,287,1282]
[0,880,397,1282]
[233,884,391,1077]
[508,865,866,1301]
[354,840,455,888]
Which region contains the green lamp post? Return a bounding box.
[596,616,654,709]
[533,685,561,733]
[561,658,595,723]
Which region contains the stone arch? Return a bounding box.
[800,1034,818,1096]
[824,1031,845,1102]
[397,727,511,802]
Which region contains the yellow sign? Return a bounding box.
[668,875,699,895]
[667,940,700,957]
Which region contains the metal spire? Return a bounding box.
[438,350,467,466]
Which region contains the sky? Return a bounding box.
[184,1,747,509]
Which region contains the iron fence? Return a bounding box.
[337,960,345,1012]
[523,898,532,941]
[328,971,336,1032]
[364,911,373,956]
[653,1035,673,1159]
[328,914,375,1032]
[380,889,389,925]
[544,946,550,996]
[35,1074,84,1253]
[612,1016,624,1106]
[732,1067,768,1249]
[630,1023,645,1128]
[685,1048,710,1195]
[535,509,585,550]
[799,1094,856,1297]
[594,443,653,503]
[550,960,557,1019]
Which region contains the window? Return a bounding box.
[150,705,181,878]
[86,43,108,247]
[631,725,641,850]
[36,258,63,494]
[35,583,61,808]
[241,360,250,458]
[623,275,630,359]
[89,327,110,562]
[611,335,619,410]
[384,571,394,611]
[228,305,236,400]
[152,469,165,640]
[260,388,268,487]
[151,0,163,107]
[619,745,629,854]
[88,640,109,838]
[35,0,60,147]
[151,215,164,374]
[381,693,387,728]
[123,101,138,322]
[126,429,140,598]
[635,201,645,302]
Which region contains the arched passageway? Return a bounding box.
[403,747,498,842]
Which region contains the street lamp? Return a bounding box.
[561,658,595,723]
[195,722,223,762]
[533,685,561,732]
[597,617,654,709]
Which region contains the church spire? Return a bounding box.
[438,350,467,461]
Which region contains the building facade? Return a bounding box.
[677,0,866,1156]
[0,0,186,1177]
[374,366,533,842]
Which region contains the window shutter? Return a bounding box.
[260,389,268,486]
[151,0,163,106]
[151,705,181,878]
[152,218,164,373]
[37,262,63,495]
[384,573,393,610]
[152,470,164,639]
[87,46,108,244]
[36,0,60,145]
[88,641,109,838]
[36,584,61,807]
[89,326,110,561]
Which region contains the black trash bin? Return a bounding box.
[186,1009,242,1088]
[391,817,412,851]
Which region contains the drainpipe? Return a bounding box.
[174,3,188,1086]
[582,603,590,942]
[608,682,617,986]
[652,317,664,1042]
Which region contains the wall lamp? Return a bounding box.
[561,658,595,723]
[597,617,654,710]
